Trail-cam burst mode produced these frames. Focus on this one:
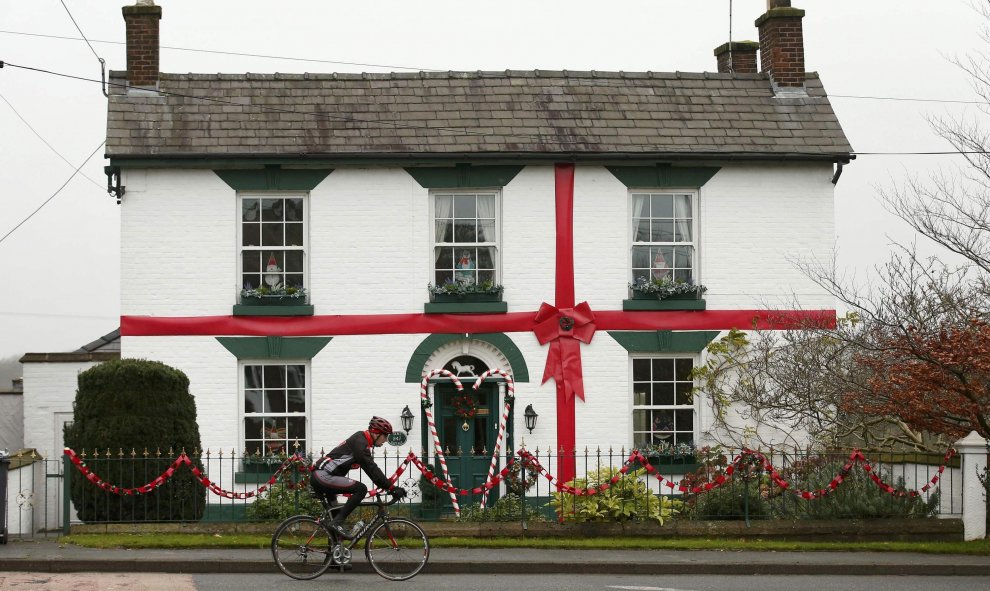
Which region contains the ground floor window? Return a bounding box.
[242,362,308,456]
[632,356,695,448]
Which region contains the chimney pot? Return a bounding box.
[755,3,806,88]
[122,1,161,89]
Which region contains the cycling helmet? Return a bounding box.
[368,416,393,436]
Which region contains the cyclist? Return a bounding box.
[311,416,407,539]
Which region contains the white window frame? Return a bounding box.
[239,360,311,457]
[237,192,309,297]
[630,354,698,449]
[429,190,501,286]
[629,190,699,285]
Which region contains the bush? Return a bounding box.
[457,493,548,522]
[64,359,206,522]
[771,456,940,519]
[246,483,324,521]
[678,447,770,520]
[549,466,682,524]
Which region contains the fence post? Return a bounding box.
[62,451,71,536]
[956,431,988,541]
[0,452,9,544]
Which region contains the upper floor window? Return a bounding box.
[240,195,307,292]
[433,192,498,286]
[632,356,695,448]
[631,192,695,284]
[243,362,308,456]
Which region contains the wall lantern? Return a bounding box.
[400,405,415,434]
[524,404,538,434]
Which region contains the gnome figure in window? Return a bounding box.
[651,250,671,280]
[454,250,475,284]
[264,253,282,289]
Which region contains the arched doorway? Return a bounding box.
[418,339,518,512]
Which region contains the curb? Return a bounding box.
[0,559,984,576]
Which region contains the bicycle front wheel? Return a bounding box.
[364,517,430,581]
[271,515,336,580]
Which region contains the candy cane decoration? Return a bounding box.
[420,368,463,516]
[473,368,514,508]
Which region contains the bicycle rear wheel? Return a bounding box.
[271,515,336,580]
[364,517,430,581]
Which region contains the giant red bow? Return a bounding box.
[533,301,596,402]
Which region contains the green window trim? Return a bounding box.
[232,304,315,316]
[214,168,333,191]
[217,336,332,360]
[608,330,720,353]
[424,301,509,314]
[622,299,707,311]
[606,165,720,189]
[404,333,529,383]
[405,164,523,189]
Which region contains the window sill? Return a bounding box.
[233,304,315,316]
[622,298,706,311]
[424,301,508,314]
[235,470,276,484]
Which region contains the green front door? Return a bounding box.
[435,381,500,507]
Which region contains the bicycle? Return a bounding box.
[271,492,430,581]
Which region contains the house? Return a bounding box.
[20,330,121,458]
[105,0,850,491]
[0,378,24,453]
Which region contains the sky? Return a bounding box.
[0,0,986,362]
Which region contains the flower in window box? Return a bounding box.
[628,277,707,301]
[427,280,503,303]
[240,284,308,305]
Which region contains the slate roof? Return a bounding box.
[105,70,852,161]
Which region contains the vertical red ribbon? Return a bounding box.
[553,163,577,485]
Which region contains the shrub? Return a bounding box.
[64,359,206,522]
[549,466,681,524]
[246,483,324,521]
[771,456,940,519]
[457,493,548,522]
[677,447,770,520]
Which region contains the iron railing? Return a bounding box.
[1,445,964,538]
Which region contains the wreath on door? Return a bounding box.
[451,394,478,430]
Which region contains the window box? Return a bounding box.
[632,456,700,474]
[240,295,308,306]
[430,291,503,304]
[235,290,313,316]
[630,290,702,301]
[623,298,706,311]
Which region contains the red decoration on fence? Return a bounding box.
[65,446,956,502]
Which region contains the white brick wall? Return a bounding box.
[22,361,101,459]
[120,163,837,456]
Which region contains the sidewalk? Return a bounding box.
[2,538,989,576]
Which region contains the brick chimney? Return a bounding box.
[122,0,161,89]
[755,0,805,88]
[714,41,760,74]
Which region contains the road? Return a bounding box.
[2,573,989,591]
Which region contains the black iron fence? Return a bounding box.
[2,445,964,537]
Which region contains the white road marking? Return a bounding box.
[607,586,697,591]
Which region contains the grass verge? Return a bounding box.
[59,533,990,555]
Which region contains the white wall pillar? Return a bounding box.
[956,431,988,541]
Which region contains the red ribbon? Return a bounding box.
[533,301,596,402]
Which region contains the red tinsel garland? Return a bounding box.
[64,446,956,502]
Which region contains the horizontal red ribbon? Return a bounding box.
[121,309,836,336]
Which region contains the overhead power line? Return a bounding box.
[2,29,986,106]
[0,91,104,190]
[0,140,106,247]
[56,4,108,97]
[0,29,439,72]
